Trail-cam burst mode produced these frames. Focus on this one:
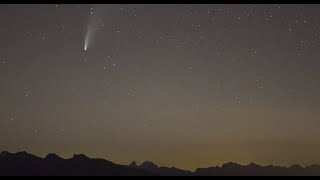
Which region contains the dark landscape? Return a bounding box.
[1,151,319,176]
[1,4,320,176]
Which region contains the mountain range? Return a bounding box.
[1,151,319,176]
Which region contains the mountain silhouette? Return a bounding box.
[0,151,154,176]
[129,161,138,168]
[0,151,41,161]
[44,153,64,161]
[130,161,192,176]
[1,151,320,176]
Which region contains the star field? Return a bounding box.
[0,4,320,170]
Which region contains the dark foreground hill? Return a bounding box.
[0,151,154,176]
[1,151,320,176]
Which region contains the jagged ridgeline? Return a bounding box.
[1,151,320,176]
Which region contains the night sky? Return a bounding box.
[1,4,320,170]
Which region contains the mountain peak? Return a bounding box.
[247,162,261,168]
[222,162,242,168]
[0,151,11,156]
[45,153,63,161]
[140,161,159,169]
[72,154,90,161]
[0,151,41,161]
[129,161,138,167]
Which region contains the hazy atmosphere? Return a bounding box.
[1,4,320,170]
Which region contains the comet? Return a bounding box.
[84,21,94,51]
[84,7,101,51]
[84,30,90,51]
